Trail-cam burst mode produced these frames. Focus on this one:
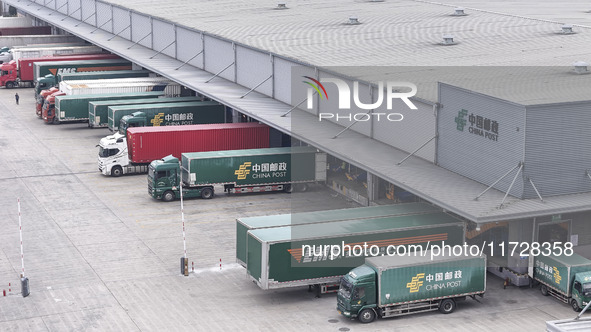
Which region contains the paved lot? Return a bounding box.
[0,86,583,331]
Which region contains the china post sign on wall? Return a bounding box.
[454,109,499,142]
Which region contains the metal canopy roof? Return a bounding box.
[8,0,591,224]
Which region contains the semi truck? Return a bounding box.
[0,26,52,36]
[149,146,326,201]
[0,42,87,63]
[58,77,181,96]
[6,44,103,63]
[245,212,466,293]
[337,253,486,323]
[89,96,202,128]
[108,100,221,133]
[529,253,591,312]
[0,53,119,88]
[41,90,65,122]
[33,59,133,94]
[36,86,58,116]
[51,91,171,124]
[57,69,152,85]
[100,122,268,177]
[236,202,441,267]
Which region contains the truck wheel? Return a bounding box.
[540,285,549,296]
[52,117,59,125]
[201,187,214,199]
[111,166,123,177]
[571,299,581,312]
[5,81,13,89]
[162,190,175,202]
[439,299,456,314]
[358,308,375,323]
[283,184,293,193]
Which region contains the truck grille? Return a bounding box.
[148,182,153,195]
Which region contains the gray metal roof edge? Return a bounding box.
[438,82,525,108]
[525,99,591,109]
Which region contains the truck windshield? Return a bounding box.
[583,283,591,296]
[339,278,353,299]
[148,166,155,179]
[98,147,119,158]
[118,121,128,135]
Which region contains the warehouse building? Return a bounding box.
[5,0,591,285]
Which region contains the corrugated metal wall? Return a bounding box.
[80,0,95,26]
[437,83,526,198]
[152,20,175,58]
[176,27,203,69]
[524,102,591,198]
[112,7,131,40]
[55,0,68,16]
[272,57,293,105]
[96,2,112,34]
[236,46,272,96]
[130,12,151,48]
[203,36,234,81]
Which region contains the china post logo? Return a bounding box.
[234,162,252,180]
[151,113,165,126]
[406,273,425,293]
[455,109,468,131]
[553,267,562,284]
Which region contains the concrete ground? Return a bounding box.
[0,86,582,331]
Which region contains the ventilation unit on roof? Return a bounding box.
[560,24,575,34]
[275,3,288,9]
[441,34,456,45]
[573,61,589,74]
[348,16,360,25]
[452,7,467,16]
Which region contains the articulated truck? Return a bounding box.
[338,253,486,323]
[530,252,591,312]
[36,86,58,116]
[245,212,465,293]
[149,146,326,201]
[58,77,181,96]
[33,59,133,94]
[51,91,167,124]
[108,101,222,133]
[100,122,268,177]
[0,53,119,88]
[89,96,201,128]
[236,202,441,267]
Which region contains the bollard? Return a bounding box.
[192,262,194,272]
[219,258,222,270]
[21,277,29,297]
[2,290,5,296]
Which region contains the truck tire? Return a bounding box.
[52,116,59,125]
[162,190,175,202]
[358,308,375,323]
[439,299,456,314]
[571,299,581,312]
[5,81,13,89]
[111,166,123,177]
[540,285,549,296]
[283,184,293,193]
[201,187,214,199]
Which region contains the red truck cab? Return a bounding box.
[0,60,18,88]
[42,91,65,124]
[37,87,59,117]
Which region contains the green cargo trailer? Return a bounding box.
[530,253,591,311]
[236,202,442,267]
[245,212,465,291]
[33,59,132,94]
[338,253,486,323]
[89,96,203,128]
[54,91,166,124]
[149,146,326,201]
[58,69,152,84]
[108,101,225,132]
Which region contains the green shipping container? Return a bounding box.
[58,69,152,84]
[55,91,166,123]
[236,202,441,266]
[246,212,465,290]
[108,101,225,132]
[33,59,132,82]
[181,146,325,188]
[89,96,202,128]
[365,253,486,305]
[533,253,591,296]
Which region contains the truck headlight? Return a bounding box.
[344,311,350,316]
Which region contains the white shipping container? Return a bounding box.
[0,17,33,28]
[59,77,181,97]
[12,45,104,63]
